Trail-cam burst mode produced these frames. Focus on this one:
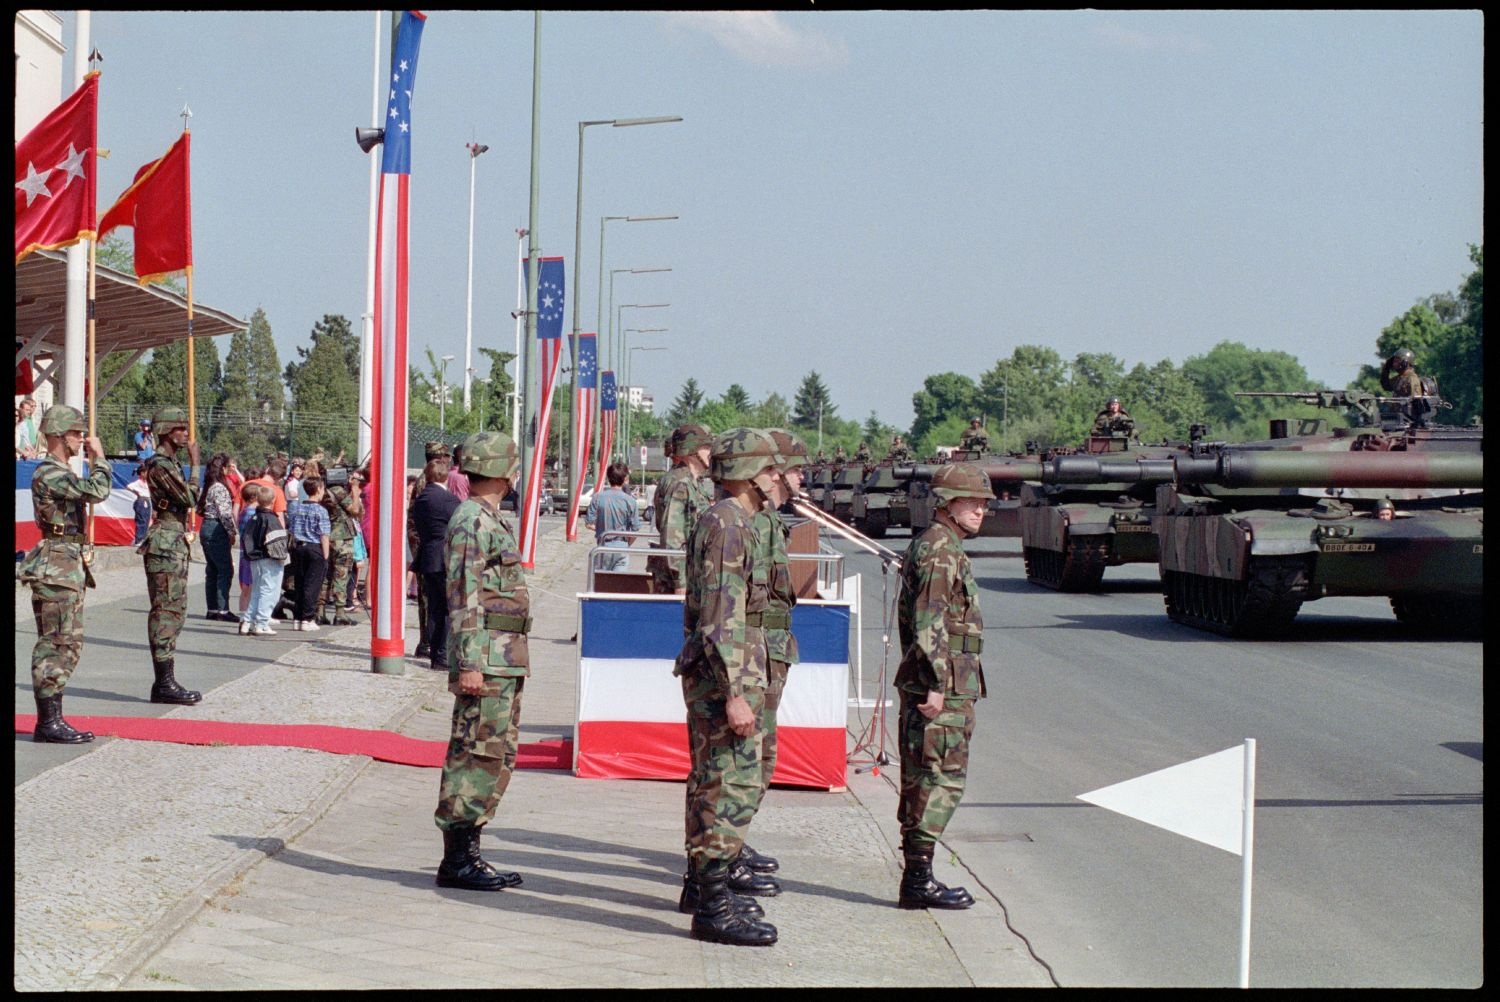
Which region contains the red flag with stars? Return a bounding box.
[14,71,99,263]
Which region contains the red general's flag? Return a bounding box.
[98,131,192,286]
[15,71,99,263]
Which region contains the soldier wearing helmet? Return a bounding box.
[887,434,913,463]
[960,416,990,452]
[855,441,872,464]
[649,423,714,594]
[1374,498,1395,521]
[1092,397,1134,435]
[1380,348,1424,398]
[894,461,994,911]
[432,430,531,893]
[672,427,782,947]
[17,406,111,743]
[139,405,205,707]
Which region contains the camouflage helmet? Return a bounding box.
[710,427,782,482]
[459,431,519,481]
[930,462,995,506]
[153,406,190,432]
[39,404,86,436]
[1389,348,1416,366]
[1106,397,1121,407]
[424,440,452,460]
[1374,498,1395,512]
[668,422,713,459]
[766,428,809,469]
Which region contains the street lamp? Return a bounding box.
[625,344,668,468]
[439,354,454,434]
[463,141,489,411]
[567,114,682,500]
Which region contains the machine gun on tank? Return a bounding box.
[1233,389,1448,433]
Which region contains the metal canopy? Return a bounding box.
[14,248,248,355]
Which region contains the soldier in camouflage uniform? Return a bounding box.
[18,405,112,742]
[887,434,913,463]
[1091,397,1134,435]
[672,428,782,947]
[959,417,990,452]
[895,461,994,909]
[855,441,872,464]
[318,467,363,626]
[139,407,204,705]
[649,423,715,594]
[736,428,811,882]
[432,431,531,892]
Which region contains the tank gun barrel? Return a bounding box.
[1174,450,1482,489]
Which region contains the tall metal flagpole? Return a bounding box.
[180,106,195,451]
[512,227,526,437]
[518,12,541,526]
[358,11,383,464]
[63,10,91,414]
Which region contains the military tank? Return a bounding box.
[849,462,913,538]
[821,463,864,524]
[803,461,831,509]
[906,446,1034,538]
[1152,432,1483,638]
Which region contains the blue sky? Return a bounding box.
[59,10,1483,429]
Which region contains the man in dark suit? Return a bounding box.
[408,458,463,671]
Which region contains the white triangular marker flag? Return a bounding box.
[1078,745,1247,856]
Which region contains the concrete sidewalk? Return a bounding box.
[14,520,1052,990]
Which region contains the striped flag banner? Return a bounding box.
[597,370,617,493]
[519,255,565,568]
[565,332,597,541]
[15,459,136,549]
[368,10,425,666]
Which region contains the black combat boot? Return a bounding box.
[150,660,202,705]
[436,828,513,891]
[738,844,780,874]
[727,856,782,896]
[689,860,778,946]
[466,828,522,888]
[33,694,94,744]
[331,611,357,626]
[898,844,974,910]
[678,861,763,918]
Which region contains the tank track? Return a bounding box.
[1161,556,1308,637]
[1390,595,1483,638]
[858,509,889,539]
[1023,535,1109,592]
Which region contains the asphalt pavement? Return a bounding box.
[13,518,1053,990]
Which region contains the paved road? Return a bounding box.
[838,534,1483,988]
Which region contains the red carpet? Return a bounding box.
[14,714,572,770]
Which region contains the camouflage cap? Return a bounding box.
[709,427,781,482]
[668,422,713,458]
[931,462,995,505]
[39,404,86,436]
[459,431,519,481]
[153,406,190,431]
[424,440,452,459]
[766,428,809,468]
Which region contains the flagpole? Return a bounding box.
[519,10,542,561]
[358,11,384,463]
[63,10,91,414]
[1238,738,1256,988]
[86,226,98,548]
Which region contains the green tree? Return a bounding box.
[913,413,973,459]
[1119,359,1211,443]
[791,370,836,430]
[748,392,790,429]
[977,346,1067,446]
[139,336,224,416]
[668,378,704,424]
[246,308,284,415]
[909,372,978,443]
[474,346,517,434]
[693,399,744,434]
[284,314,360,458]
[1179,341,1313,439]
[720,383,752,413]
[96,350,147,452]
[1428,244,1483,421]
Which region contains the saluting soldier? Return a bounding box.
[318,464,363,625]
[20,405,112,742]
[140,406,204,705]
[432,432,532,891]
[674,428,782,947]
[649,423,714,594]
[895,462,994,909]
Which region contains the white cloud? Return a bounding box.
[660,12,849,70]
[1091,20,1210,55]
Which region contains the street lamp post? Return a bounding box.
[622,328,666,460]
[567,114,682,500]
[626,344,667,469]
[439,354,454,434]
[613,304,669,459]
[463,141,489,411]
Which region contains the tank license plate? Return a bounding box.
[1113,523,1151,532]
[1321,542,1375,553]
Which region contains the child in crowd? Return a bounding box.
[236,482,260,624]
[243,485,288,636]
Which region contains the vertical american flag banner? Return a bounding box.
[519,255,566,568]
[368,10,426,671]
[565,332,598,542]
[598,371,618,495]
